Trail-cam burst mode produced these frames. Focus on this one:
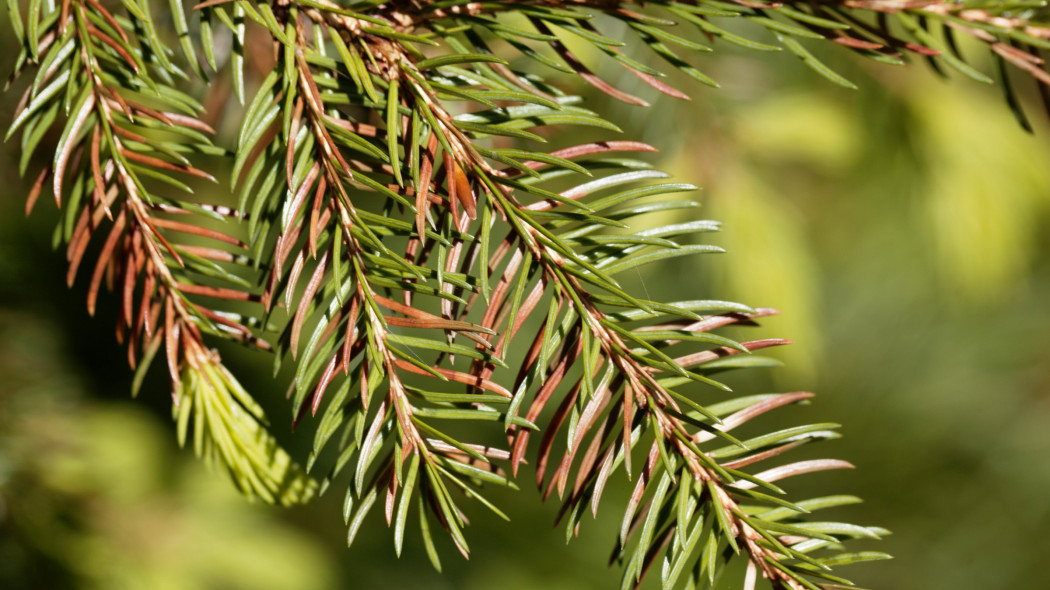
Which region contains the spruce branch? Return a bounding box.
[30,0,1050,586]
[5,0,314,505]
[196,0,903,581]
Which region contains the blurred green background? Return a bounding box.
[4,17,1050,590]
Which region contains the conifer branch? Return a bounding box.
[30,0,1050,585]
[6,0,314,505]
